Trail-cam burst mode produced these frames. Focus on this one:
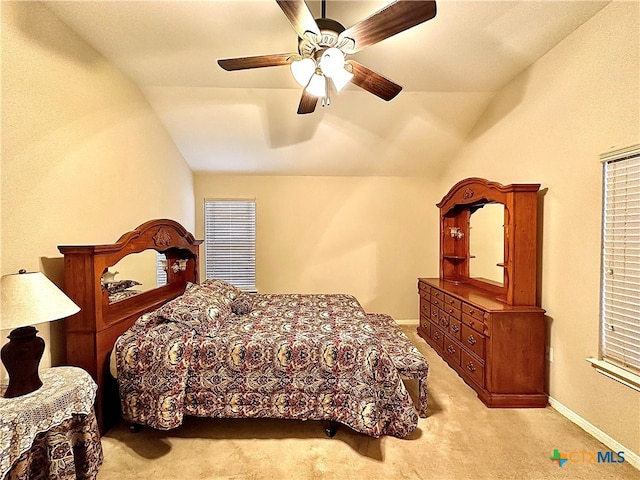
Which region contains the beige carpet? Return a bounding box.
[97,325,639,480]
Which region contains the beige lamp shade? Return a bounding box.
[1,271,80,331]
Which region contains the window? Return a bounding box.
[592,145,640,390]
[204,199,256,291]
[156,252,167,287]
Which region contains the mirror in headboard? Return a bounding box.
[58,218,202,329]
[437,178,540,306]
[101,249,167,304]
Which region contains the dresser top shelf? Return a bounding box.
[419,278,544,314]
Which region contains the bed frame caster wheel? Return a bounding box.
[129,423,143,433]
[324,421,339,438]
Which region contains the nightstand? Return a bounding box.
[0,366,103,479]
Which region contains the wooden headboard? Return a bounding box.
[58,219,202,433]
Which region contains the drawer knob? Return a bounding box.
[448,308,454,314]
[434,332,440,340]
[451,325,459,333]
[447,345,456,354]
[466,362,476,372]
[467,335,477,345]
[469,309,474,315]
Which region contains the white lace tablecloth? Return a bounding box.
[0,366,98,478]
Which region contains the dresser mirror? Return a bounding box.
[468,203,504,285]
[437,177,540,305]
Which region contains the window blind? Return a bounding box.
[205,199,256,291]
[600,145,640,375]
[156,252,167,287]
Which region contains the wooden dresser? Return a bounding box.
[418,178,547,408]
[418,278,546,407]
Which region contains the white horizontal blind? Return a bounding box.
[156,252,167,287]
[205,199,256,291]
[601,145,640,375]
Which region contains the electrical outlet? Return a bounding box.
[546,346,554,362]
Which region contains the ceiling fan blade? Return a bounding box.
[338,1,437,54]
[217,53,294,71]
[348,60,402,101]
[276,0,321,41]
[297,89,318,114]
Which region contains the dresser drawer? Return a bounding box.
[420,317,431,334]
[461,312,484,334]
[461,350,485,387]
[430,296,442,310]
[431,325,445,350]
[444,294,461,313]
[420,315,431,336]
[420,300,431,319]
[431,289,444,301]
[461,324,485,358]
[461,303,483,321]
[419,282,431,296]
[439,310,450,329]
[444,305,461,321]
[430,306,440,323]
[443,335,461,366]
[449,318,462,340]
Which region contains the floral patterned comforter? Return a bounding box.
[116,281,419,438]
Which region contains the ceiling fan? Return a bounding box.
[217,0,437,114]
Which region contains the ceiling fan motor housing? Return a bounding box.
[217,1,438,113]
[298,18,347,58]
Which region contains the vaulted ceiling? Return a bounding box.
[47,1,609,176]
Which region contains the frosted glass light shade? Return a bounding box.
[329,68,354,92]
[306,73,327,97]
[320,48,353,92]
[1,271,80,331]
[290,57,316,87]
[320,48,345,77]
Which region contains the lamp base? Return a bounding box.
[1,325,45,398]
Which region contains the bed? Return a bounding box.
[59,219,428,438]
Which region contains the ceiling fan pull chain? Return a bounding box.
[323,76,330,107]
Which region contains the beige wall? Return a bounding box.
[1,0,637,464]
[440,2,639,456]
[0,2,195,378]
[194,175,440,319]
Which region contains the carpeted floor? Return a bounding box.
[97,324,639,479]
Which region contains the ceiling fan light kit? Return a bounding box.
[290,57,316,86]
[306,72,327,98]
[217,0,437,114]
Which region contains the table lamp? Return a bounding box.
[1,269,80,398]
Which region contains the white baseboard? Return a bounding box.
[549,396,640,470]
[395,318,418,326]
[393,318,638,469]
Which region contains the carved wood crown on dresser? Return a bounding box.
[418,178,547,408]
